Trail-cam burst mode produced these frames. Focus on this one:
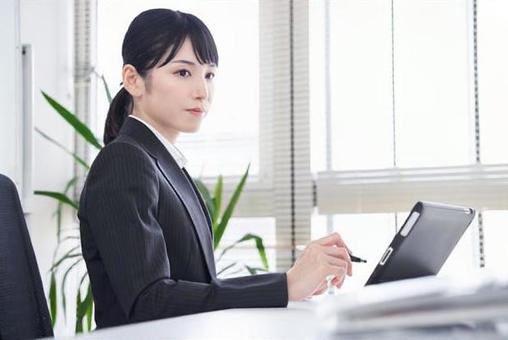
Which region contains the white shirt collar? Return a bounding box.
[128,115,187,169]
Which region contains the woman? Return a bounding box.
[78,8,352,329]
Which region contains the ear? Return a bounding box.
[122,64,145,97]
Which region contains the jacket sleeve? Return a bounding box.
[82,142,288,323]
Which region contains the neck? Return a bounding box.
[131,111,179,144]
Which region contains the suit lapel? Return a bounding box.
[119,118,217,278]
[154,159,217,278]
[181,168,213,236]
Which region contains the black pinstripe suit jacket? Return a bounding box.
[78,117,288,329]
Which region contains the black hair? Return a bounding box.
[103,8,219,145]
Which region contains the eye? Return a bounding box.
[206,72,215,80]
[176,69,191,78]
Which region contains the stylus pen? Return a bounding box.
[296,245,367,263]
[349,253,367,263]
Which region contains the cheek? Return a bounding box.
[208,84,215,103]
[151,81,180,106]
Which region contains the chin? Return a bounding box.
[182,124,201,133]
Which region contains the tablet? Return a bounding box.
[365,201,475,286]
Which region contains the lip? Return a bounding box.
[186,108,205,117]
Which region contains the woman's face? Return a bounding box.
[130,37,216,143]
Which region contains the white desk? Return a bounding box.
[75,300,322,340]
[69,295,508,340]
[70,273,508,340]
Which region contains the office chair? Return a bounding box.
[0,174,53,339]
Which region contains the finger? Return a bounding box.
[323,246,352,276]
[322,260,348,286]
[313,285,328,296]
[334,271,346,289]
[312,281,328,296]
[324,256,349,277]
[332,273,346,289]
[315,232,350,251]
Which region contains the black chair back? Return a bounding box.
[0,174,53,339]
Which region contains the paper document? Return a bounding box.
[316,271,508,334]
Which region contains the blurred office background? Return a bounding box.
[1,0,507,335]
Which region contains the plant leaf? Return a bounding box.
[217,262,237,276]
[250,234,269,270]
[218,233,268,270]
[41,91,102,150]
[86,292,93,331]
[226,267,245,277]
[34,191,78,210]
[78,271,89,287]
[213,164,250,249]
[212,175,223,226]
[34,127,90,169]
[49,253,81,272]
[49,271,57,328]
[75,288,82,333]
[75,272,91,334]
[194,178,215,220]
[76,283,93,333]
[100,74,112,104]
[244,265,268,275]
[245,265,256,275]
[49,245,82,272]
[60,258,83,323]
[92,70,113,105]
[60,235,80,242]
[55,177,79,243]
[55,197,63,244]
[63,177,78,196]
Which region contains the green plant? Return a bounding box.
[194,167,269,276]
[35,89,103,333]
[35,76,268,333]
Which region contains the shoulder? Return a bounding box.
[80,138,160,212]
[78,139,163,226]
[93,137,156,170]
[85,137,160,190]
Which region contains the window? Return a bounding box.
[310,0,508,288]
[478,0,508,164]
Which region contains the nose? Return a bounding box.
[193,77,208,101]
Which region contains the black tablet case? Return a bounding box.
[365,201,475,286]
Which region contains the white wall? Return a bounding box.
[0,0,22,187]
[20,0,76,334]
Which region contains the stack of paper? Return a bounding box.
[316,271,508,335]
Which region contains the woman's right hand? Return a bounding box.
[286,232,352,301]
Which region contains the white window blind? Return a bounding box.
[478,0,508,164]
[310,0,508,280]
[477,0,508,273]
[259,0,313,270]
[312,0,508,212]
[217,0,313,272]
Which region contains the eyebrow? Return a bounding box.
[170,59,217,67]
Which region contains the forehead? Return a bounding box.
[173,38,196,60]
[169,38,216,68]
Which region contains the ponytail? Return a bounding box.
[103,87,132,145]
